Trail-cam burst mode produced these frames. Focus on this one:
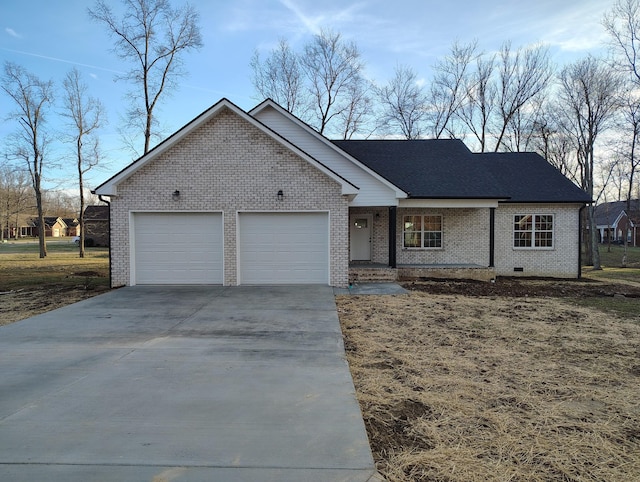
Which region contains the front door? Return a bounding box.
[350,214,372,261]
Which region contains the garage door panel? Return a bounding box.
[239,212,329,285]
[133,212,223,285]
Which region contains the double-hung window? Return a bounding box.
[513,214,554,249]
[403,215,442,249]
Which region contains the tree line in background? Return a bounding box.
[250,0,640,269]
[0,0,202,257]
[1,0,639,267]
[0,167,85,236]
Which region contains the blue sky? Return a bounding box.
[1,0,613,190]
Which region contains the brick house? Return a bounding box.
[94,98,590,288]
[594,200,640,246]
[83,205,110,247]
[63,218,80,237]
[32,217,68,238]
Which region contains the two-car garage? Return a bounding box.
[132,212,329,285]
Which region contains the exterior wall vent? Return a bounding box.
[514,267,524,272]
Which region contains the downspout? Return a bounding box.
[98,194,112,288]
[578,204,586,279]
[489,208,495,269]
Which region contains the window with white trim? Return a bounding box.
[513,214,554,248]
[403,215,442,249]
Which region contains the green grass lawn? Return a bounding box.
[0,239,109,291]
[596,244,640,268]
[583,245,640,285]
[580,245,640,319]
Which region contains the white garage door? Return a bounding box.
[239,212,329,284]
[133,212,223,285]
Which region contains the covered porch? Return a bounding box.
[348,202,498,283]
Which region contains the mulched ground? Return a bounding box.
[404,276,640,298]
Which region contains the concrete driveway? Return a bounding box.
[0,285,378,481]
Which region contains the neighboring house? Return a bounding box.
[83,205,110,247]
[94,98,591,288]
[63,218,80,237]
[32,217,68,238]
[594,200,640,246]
[1,214,36,239]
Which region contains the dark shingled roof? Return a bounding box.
[84,205,109,220]
[475,152,592,203]
[594,199,640,226]
[333,139,591,203]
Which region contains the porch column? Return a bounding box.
[489,207,495,268]
[389,206,397,268]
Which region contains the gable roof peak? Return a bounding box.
[94,97,358,197]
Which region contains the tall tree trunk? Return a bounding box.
[78,138,85,258]
[34,175,46,258]
[583,208,593,265]
[588,204,601,270]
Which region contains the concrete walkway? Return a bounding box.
[0,286,378,481]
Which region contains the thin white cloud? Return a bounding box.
[542,8,609,53]
[5,27,21,38]
[1,48,125,75]
[278,0,368,36]
[278,0,323,35]
[481,1,609,54]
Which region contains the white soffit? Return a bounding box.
[399,199,501,208]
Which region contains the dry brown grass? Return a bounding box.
[337,289,640,481]
[0,244,109,326]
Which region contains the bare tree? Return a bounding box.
[493,42,553,152]
[61,68,105,258]
[1,62,54,257]
[427,41,477,139]
[338,75,374,139]
[300,29,369,137]
[529,108,579,182]
[0,166,31,241]
[250,39,304,115]
[604,0,640,83]
[558,56,623,269]
[617,93,640,208]
[458,53,496,151]
[504,96,547,152]
[603,0,640,263]
[42,190,79,218]
[376,64,428,139]
[88,0,202,155]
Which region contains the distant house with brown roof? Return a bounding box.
[83,205,109,246]
[63,218,80,237]
[32,217,68,237]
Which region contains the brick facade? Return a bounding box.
[494,203,581,278]
[348,205,581,279]
[110,107,349,287]
[396,208,490,266]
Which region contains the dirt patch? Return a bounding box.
[337,281,640,481]
[404,276,640,298]
[0,285,110,326]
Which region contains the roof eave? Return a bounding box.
[499,199,592,204]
